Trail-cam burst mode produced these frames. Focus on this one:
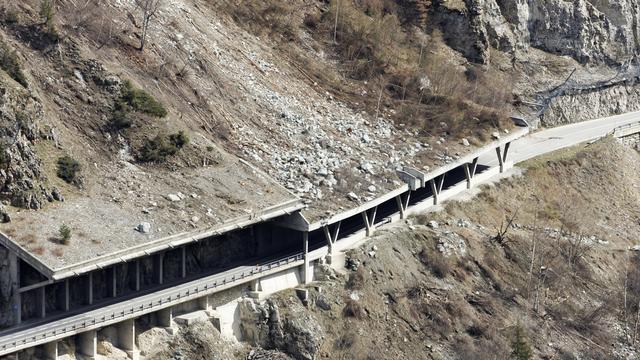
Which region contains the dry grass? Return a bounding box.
[218,0,513,142]
[418,246,451,279]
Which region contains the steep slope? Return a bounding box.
[235,137,640,359]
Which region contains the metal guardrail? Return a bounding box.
[612,121,640,138]
[0,252,304,355]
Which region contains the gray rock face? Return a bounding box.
[432,0,640,64]
[543,82,640,126]
[239,299,325,360]
[0,73,60,210]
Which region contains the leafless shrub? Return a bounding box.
[418,246,451,279]
[493,209,518,246]
[343,299,365,319]
[135,0,162,50]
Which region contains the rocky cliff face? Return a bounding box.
[0,70,60,210]
[433,0,640,64]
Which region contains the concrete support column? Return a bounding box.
[181,247,187,279]
[323,221,341,256]
[9,253,21,325]
[463,158,478,190]
[496,146,504,172]
[78,330,97,359]
[87,273,94,305]
[110,267,117,298]
[117,319,137,359]
[198,295,211,311]
[43,341,58,360]
[157,307,173,328]
[395,193,410,219]
[155,253,164,285]
[135,260,141,291]
[249,279,259,292]
[64,279,70,312]
[362,206,377,236]
[302,232,310,284]
[38,286,46,319]
[430,174,445,205]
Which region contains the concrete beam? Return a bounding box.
[403,167,426,188]
[43,341,58,360]
[78,330,97,359]
[117,319,137,359]
[396,170,420,190]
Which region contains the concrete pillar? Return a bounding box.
[157,307,173,328]
[135,260,141,291]
[87,273,94,305]
[64,279,70,312]
[9,253,21,325]
[198,295,211,311]
[496,146,504,173]
[38,286,46,319]
[430,175,445,205]
[117,319,137,359]
[396,193,410,219]
[78,330,97,359]
[302,232,309,284]
[362,207,377,236]
[110,267,117,298]
[43,341,58,360]
[181,247,187,279]
[155,253,164,285]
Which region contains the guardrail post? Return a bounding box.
[78,330,97,359]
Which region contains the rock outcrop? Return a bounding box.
[0,71,56,210]
[432,0,640,65]
[239,298,324,360]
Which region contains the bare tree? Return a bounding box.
[135,0,162,50]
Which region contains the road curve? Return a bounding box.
[480,110,640,166]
